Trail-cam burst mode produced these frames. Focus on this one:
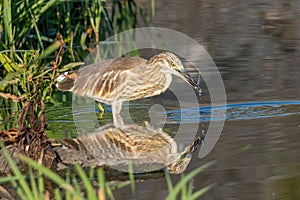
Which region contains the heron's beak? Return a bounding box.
[177,69,202,94]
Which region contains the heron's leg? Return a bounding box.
[111,101,124,128]
[96,101,105,119]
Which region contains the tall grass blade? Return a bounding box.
[187,180,193,197]
[72,173,81,194]
[29,167,42,199]
[58,62,85,72]
[151,0,155,18]
[128,162,136,199]
[65,170,72,200]
[1,144,34,199]
[54,188,63,200]
[10,175,27,198]
[189,183,216,200]
[38,41,60,60]
[75,164,97,200]
[0,53,20,72]
[3,0,13,49]
[0,175,19,183]
[165,170,174,192]
[97,168,106,200]
[165,160,216,200]
[38,171,45,196]
[105,185,115,200]
[19,155,84,199]
[180,173,187,199]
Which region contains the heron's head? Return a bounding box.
[148,52,202,94]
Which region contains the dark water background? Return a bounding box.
[46,1,300,199]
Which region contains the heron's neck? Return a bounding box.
[147,58,172,74]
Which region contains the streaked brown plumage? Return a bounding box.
[60,123,202,174]
[56,52,201,126]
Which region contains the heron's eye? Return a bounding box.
[171,62,181,71]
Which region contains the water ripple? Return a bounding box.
[166,100,300,124]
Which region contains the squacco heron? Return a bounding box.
[56,52,201,126]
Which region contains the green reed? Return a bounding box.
[0,0,153,52]
[0,0,153,129]
[0,48,83,130]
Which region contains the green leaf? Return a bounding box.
[58,62,85,72]
[0,53,20,72]
[165,160,216,200]
[75,164,98,200]
[0,72,20,90]
[189,183,216,200]
[1,144,34,199]
[3,0,13,48]
[128,162,136,199]
[19,155,84,200]
[38,41,61,60]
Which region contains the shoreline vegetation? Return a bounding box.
[0,0,213,199]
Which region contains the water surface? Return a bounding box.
[46,0,300,199]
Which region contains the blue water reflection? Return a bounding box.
[165,100,300,124]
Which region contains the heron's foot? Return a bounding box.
[96,102,105,119]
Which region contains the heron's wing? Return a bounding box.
[73,57,147,101]
[121,59,170,99]
[74,59,116,89]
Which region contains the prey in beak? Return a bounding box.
[176,69,202,95]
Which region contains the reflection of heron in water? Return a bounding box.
[61,123,204,174]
